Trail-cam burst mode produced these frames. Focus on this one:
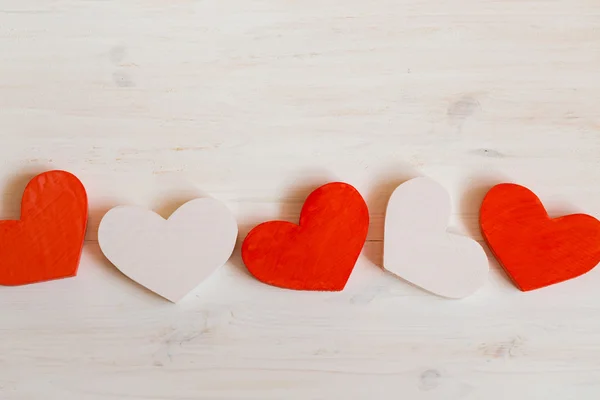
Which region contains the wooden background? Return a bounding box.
[1,1,600,399]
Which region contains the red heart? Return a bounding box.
[0,171,88,285]
[242,182,369,291]
[480,183,600,291]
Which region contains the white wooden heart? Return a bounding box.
[98,198,238,303]
[383,177,488,298]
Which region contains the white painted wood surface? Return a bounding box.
[1,1,600,399]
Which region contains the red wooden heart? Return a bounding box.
[0,170,88,285]
[480,183,600,291]
[242,182,369,291]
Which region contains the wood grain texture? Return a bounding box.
[384,177,488,298]
[0,170,88,285]
[480,184,600,291]
[242,182,369,291]
[1,0,600,399]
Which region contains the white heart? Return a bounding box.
[98,198,238,303]
[383,177,488,298]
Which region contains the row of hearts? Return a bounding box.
[1,170,599,303]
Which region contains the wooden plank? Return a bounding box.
[1,0,600,398]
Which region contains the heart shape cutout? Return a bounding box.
[0,170,88,285]
[383,177,488,298]
[98,198,238,302]
[480,183,600,291]
[242,182,369,291]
